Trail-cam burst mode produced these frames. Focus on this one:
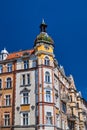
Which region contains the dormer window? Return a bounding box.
[24,60,29,69]
[44,57,50,66]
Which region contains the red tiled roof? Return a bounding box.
[7,49,34,60]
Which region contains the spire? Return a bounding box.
[40,19,47,32]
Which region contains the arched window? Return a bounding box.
[6,78,11,88]
[44,57,50,66]
[45,71,50,83]
[0,79,2,89]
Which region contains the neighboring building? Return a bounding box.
[0,20,87,130]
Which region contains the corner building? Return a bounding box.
[0,20,87,130]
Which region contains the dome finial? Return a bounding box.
[40,19,47,32]
[42,18,45,24]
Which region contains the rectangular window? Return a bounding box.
[0,65,3,73]
[7,63,12,72]
[62,102,66,113]
[24,60,29,69]
[4,114,10,126]
[27,74,30,85]
[5,95,11,106]
[46,112,52,124]
[46,90,51,102]
[23,92,29,104]
[22,75,25,85]
[32,60,36,67]
[23,113,28,125]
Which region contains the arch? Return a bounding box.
[44,56,50,66]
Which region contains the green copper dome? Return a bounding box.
[34,20,54,46]
[34,32,54,44]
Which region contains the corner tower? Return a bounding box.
[34,19,54,66]
[34,20,56,130]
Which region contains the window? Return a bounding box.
[6,78,11,88]
[0,65,3,73]
[7,63,12,72]
[46,112,52,124]
[5,95,11,106]
[44,57,50,66]
[23,92,29,104]
[22,113,29,125]
[24,60,29,69]
[0,79,2,89]
[27,74,30,85]
[4,114,10,126]
[62,102,66,113]
[45,71,50,83]
[22,75,25,85]
[46,90,51,102]
[32,60,36,67]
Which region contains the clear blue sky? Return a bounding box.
[0,0,87,99]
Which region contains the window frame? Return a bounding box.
[7,63,12,72]
[23,92,29,104]
[46,90,51,102]
[44,56,50,66]
[5,95,11,106]
[0,79,2,89]
[4,113,10,126]
[45,71,50,83]
[46,112,52,124]
[6,78,12,88]
[24,60,29,69]
[0,65,3,73]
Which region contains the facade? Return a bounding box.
[0,20,87,130]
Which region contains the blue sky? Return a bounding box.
[0,0,87,99]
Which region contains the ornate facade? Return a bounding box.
[0,20,87,130]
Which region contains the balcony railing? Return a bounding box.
[67,114,77,121]
[61,93,69,103]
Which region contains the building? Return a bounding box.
[0,20,87,130]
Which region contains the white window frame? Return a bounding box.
[7,63,12,72]
[44,56,50,66]
[0,79,2,89]
[0,65,3,73]
[46,90,51,102]
[46,112,52,124]
[4,113,10,126]
[24,60,29,69]
[5,95,11,106]
[21,112,30,126]
[21,92,30,105]
[45,71,50,83]
[6,78,12,88]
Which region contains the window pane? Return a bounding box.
[23,113,28,125]
[4,114,10,126]
[27,74,30,85]
[0,79,2,89]
[7,78,11,88]
[24,60,29,69]
[7,63,12,72]
[0,65,3,73]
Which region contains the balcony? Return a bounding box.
[61,93,69,103]
[67,114,77,121]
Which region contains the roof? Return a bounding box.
[7,49,34,60]
[34,32,54,45]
